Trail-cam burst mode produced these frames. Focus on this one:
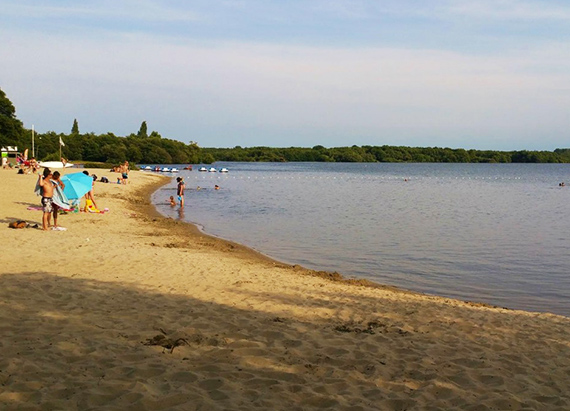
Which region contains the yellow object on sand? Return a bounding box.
[85,199,100,213]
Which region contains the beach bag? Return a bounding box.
[9,220,27,229]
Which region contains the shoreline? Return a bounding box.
[146,175,409,295]
[146,174,540,313]
[2,168,570,410]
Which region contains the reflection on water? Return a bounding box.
[151,162,570,316]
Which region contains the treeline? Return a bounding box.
[0,88,204,165]
[22,126,202,165]
[202,145,570,163]
[2,87,570,164]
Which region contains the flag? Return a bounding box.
[59,137,65,147]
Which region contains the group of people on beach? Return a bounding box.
[14,156,40,174]
[36,168,99,231]
[111,161,130,184]
[37,168,66,231]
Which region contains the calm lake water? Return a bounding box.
[150,162,570,317]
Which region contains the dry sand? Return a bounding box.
[1,167,570,410]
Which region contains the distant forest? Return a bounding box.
[201,146,570,163]
[2,87,569,165]
[0,88,202,166]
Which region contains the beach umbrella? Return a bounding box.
[60,172,93,200]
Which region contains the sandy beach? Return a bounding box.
[1,168,570,410]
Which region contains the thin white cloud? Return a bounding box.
[1,0,201,23]
[1,0,569,149]
[307,0,570,22]
[2,29,569,148]
[445,0,570,21]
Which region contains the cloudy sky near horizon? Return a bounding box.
[1,0,569,150]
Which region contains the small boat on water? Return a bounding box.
[208,167,217,172]
[153,166,161,172]
[219,167,229,173]
[143,166,152,171]
[183,165,193,170]
[161,167,171,172]
[198,167,208,172]
[170,168,179,173]
[38,161,74,169]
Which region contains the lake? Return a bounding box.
[150,162,570,317]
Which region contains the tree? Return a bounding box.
[101,143,127,164]
[126,144,143,163]
[200,153,215,164]
[71,119,79,135]
[137,121,148,139]
[0,88,24,147]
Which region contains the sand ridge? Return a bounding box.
[1,168,570,410]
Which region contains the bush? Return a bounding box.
[81,162,116,169]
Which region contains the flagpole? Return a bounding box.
[32,125,35,158]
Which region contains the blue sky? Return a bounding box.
[1,0,569,150]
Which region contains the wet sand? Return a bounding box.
[1,168,570,410]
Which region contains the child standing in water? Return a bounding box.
[176,177,185,207]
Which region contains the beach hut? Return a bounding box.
[1,146,21,168]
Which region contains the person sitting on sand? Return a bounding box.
[29,158,39,174]
[82,171,99,212]
[169,196,176,207]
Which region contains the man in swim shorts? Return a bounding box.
[38,168,55,230]
[120,161,129,184]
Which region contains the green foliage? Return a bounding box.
[200,153,215,164]
[80,162,116,169]
[554,148,570,162]
[0,87,24,147]
[138,121,148,139]
[3,88,570,165]
[42,152,61,161]
[201,145,570,164]
[71,119,79,135]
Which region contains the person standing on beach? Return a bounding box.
[38,168,55,230]
[120,161,129,184]
[177,177,185,207]
[52,171,65,190]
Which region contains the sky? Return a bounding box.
[1,0,569,150]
